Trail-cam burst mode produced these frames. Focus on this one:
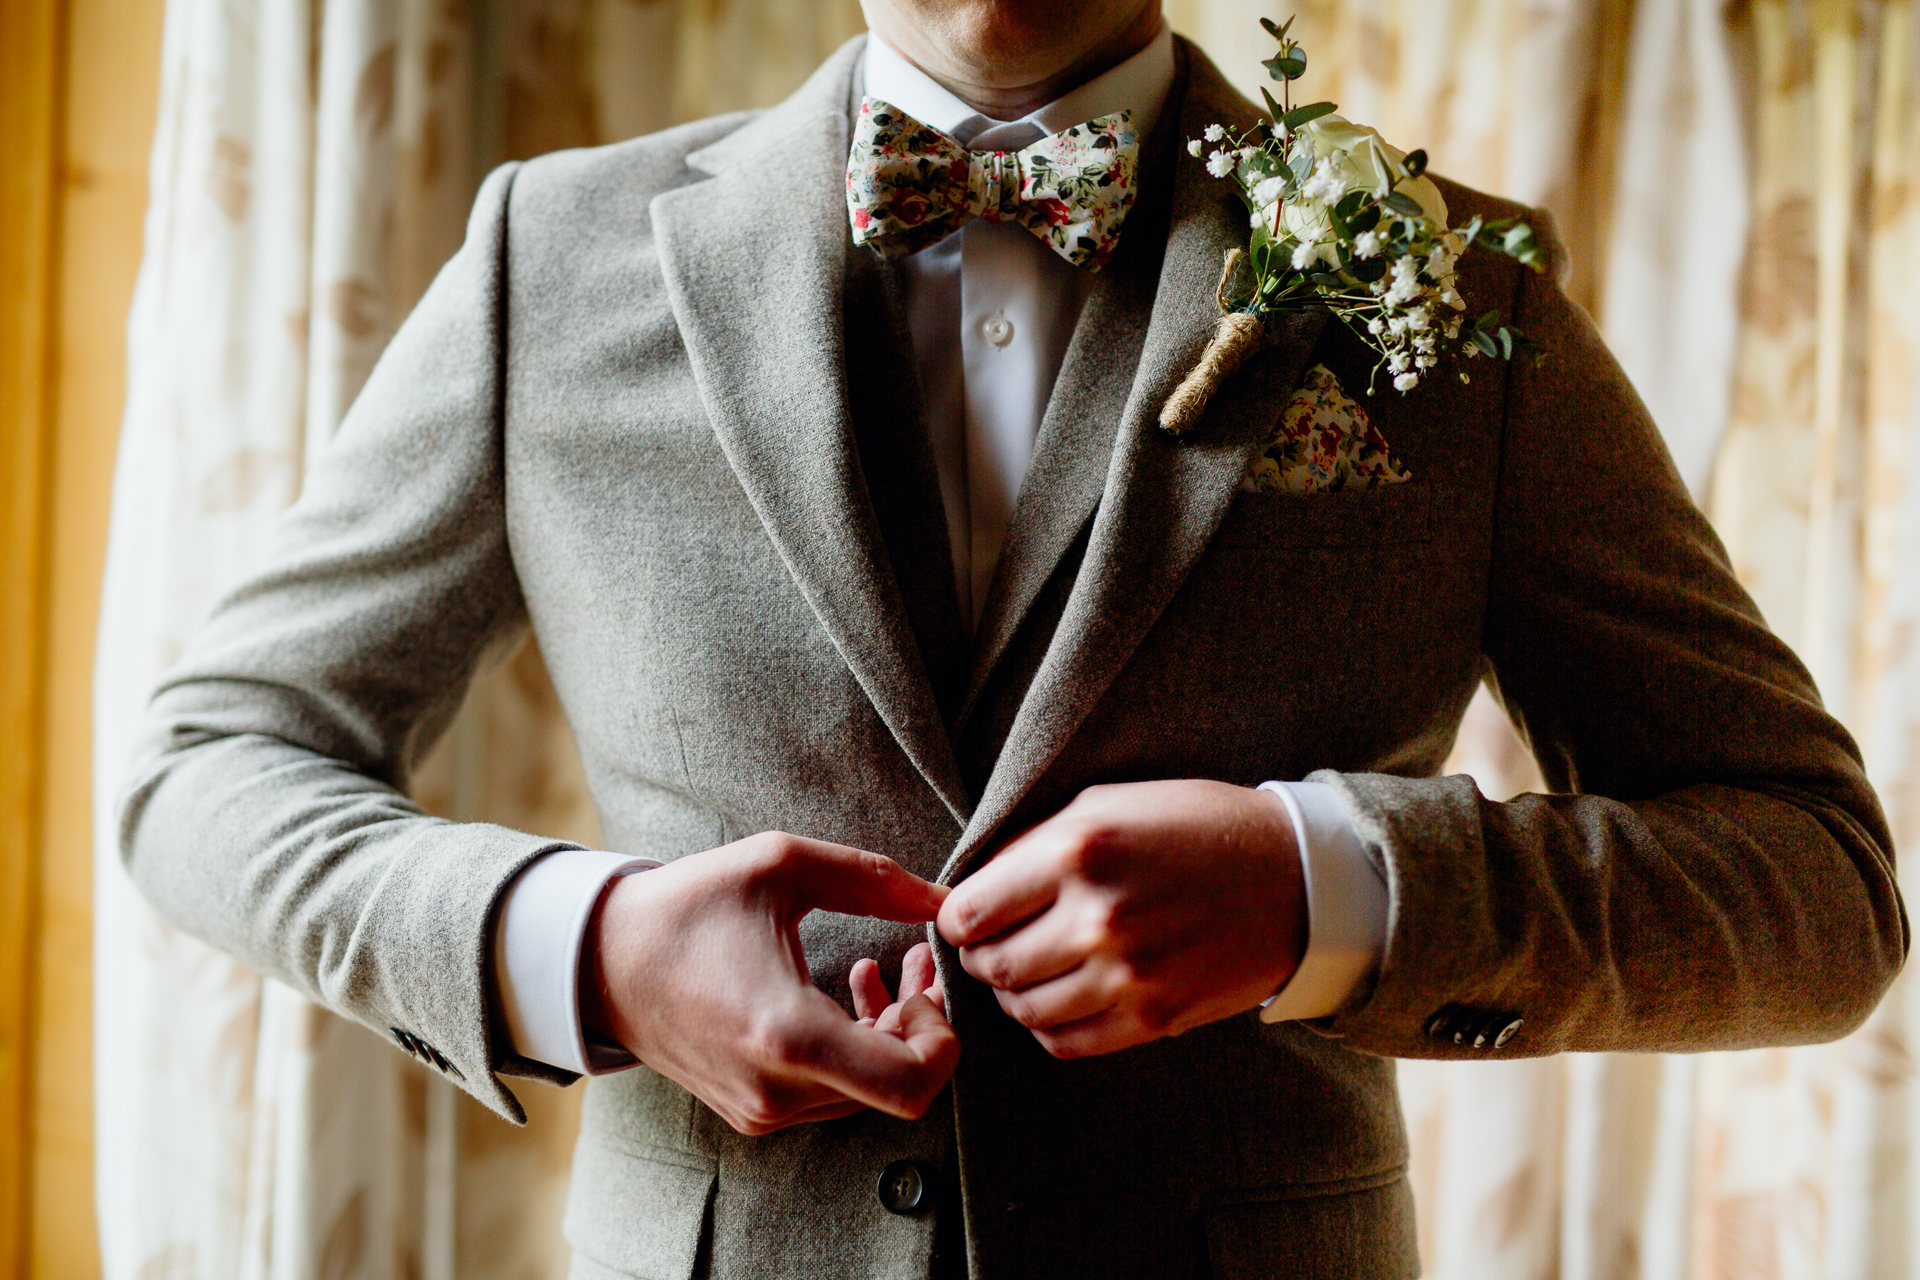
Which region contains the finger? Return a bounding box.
[926,976,946,1018]
[990,958,1125,1031]
[776,1098,868,1128]
[788,993,959,1120]
[958,902,1089,991]
[898,943,936,1003]
[767,838,949,923]
[850,958,890,1021]
[937,830,1071,945]
[1028,1007,1149,1061]
[726,1092,869,1136]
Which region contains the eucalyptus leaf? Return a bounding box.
[1261,86,1285,124]
[1404,148,1428,178]
[1282,101,1338,128]
[1471,330,1499,358]
[1498,327,1514,360]
[1475,308,1502,331]
[1382,190,1424,217]
[1351,257,1387,283]
[1350,205,1381,234]
[1264,42,1308,80]
[1290,148,1315,180]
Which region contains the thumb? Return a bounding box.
[762,837,948,923]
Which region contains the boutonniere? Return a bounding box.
[1160,16,1549,436]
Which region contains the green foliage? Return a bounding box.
[1189,12,1548,390]
[1281,101,1338,129]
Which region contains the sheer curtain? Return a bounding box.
[94,3,863,1277]
[95,1,1920,1277]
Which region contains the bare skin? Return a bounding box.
[936,781,1307,1059]
[860,0,1166,119]
[586,3,1310,1133]
[584,834,957,1135]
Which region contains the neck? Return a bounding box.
[886,9,1165,120]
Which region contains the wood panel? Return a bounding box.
[20,0,167,1276]
[0,0,64,1272]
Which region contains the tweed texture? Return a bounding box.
[120,36,1904,1280]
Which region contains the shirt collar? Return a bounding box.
[861,23,1175,149]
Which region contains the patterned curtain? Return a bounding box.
[95,1,1920,1277]
[94,3,866,1277]
[1164,4,1918,1279]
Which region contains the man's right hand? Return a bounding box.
[582,832,960,1135]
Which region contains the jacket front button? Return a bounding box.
[1492,1017,1523,1049]
[877,1160,933,1215]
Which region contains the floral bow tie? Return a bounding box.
[845,97,1140,271]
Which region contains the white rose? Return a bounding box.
[1297,114,1448,226]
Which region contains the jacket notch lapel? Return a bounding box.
[946,46,1329,872]
[651,41,971,825]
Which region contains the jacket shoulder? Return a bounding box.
[500,111,760,233]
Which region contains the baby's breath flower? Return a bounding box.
[1187,139,1203,157]
[1251,176,1288,209]
[1394,371,1420,392]
[1367,317,1386,336]
[1388,350,1411,374]
[1301,160,1347,207]
[1206,150,1234,178]
[1204,123,1227,142]
[1385,257,1424,307]
[1354,229,1386,259]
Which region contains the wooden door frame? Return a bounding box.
[0,0,66,1270]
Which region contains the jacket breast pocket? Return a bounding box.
[1213,481,1432,550]
[565,1135,716,1280]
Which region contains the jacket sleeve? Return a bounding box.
[1318,210,1908,1058]
[118,161,583,1123]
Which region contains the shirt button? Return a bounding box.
[978,315,1014,347]
[876,1160,934,1215]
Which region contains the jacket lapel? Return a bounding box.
[651,39,972,825]
[944,44,1329,875]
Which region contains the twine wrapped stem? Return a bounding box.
[1158,249,1273,436]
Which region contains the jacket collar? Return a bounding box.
[652,39,974,826]
[652,37,1325,855]
[945,41,1328,876]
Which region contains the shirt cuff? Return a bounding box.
[1255,781,1388,1023]
[492,847,659,1075]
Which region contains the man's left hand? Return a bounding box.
[935,780,1308,1058]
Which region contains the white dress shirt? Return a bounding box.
[489,29,1387,1075]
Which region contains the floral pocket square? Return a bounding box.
[1239,364,1413,495]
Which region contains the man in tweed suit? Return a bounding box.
[122,0,1906,1276]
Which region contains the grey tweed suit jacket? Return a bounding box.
[122,35,1905,1280]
